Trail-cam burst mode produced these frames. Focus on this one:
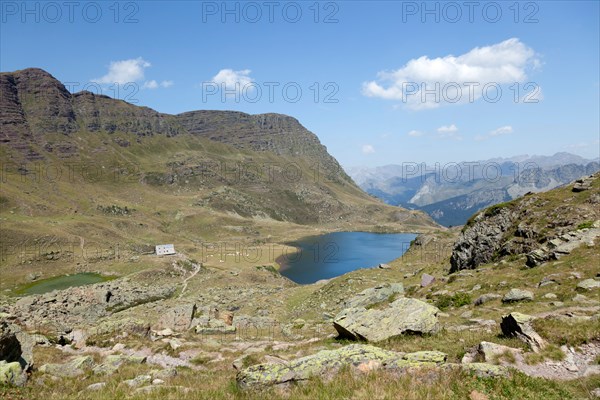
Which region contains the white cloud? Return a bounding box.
[475,125,513,141]
[210,69,254,95]
[362,38,540,110]
[94,57,151,84]
[143,80,174,89]
[362,144,375,154]
[489,125,513,137]
[143,80,158,89]
[437,124,458,133]
[407,130,424,137]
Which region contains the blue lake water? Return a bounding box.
[278,232,417,284]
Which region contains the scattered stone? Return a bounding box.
[86,382,106,391]
[333,297,440,342]
[123,374,152,388]
[421,274,436,288]
[474,293,501,306]
[500,313,547,352]
[150,367,177,380]
[543,293,558,299]
[576,279,600,291]
[502,289,534,303]
[155,328,174,337]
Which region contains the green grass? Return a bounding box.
[576,221,594,230]
[435,292,472,311]
[531,318,600,346]
[524,345,565,365]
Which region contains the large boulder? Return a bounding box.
[500,313,547,352]
[502,289,534,303]
[342,283,404,309]
[333,297,440,342]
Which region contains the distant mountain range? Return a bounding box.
[346,153,600,226]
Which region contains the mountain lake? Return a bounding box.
[278,231,417,284]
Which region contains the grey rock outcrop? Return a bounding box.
[450,205,518,272]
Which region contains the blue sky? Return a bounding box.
[1,1,599,167]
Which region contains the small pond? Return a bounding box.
[15,272,113,295]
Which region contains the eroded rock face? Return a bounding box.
[333,297,440,342]
[450,206,519,272]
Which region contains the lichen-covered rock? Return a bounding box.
[40,355,95,378]
[0,361,26,386]
[93,354,146,376]
[236,344,431,388]
[502,289,534,303]
[459,362,510,378]
[402,351,447,363]
[342,283,404,309]
[333,297,440,342]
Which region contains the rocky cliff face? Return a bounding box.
[450,173,600,272]
[176,110,351,184]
